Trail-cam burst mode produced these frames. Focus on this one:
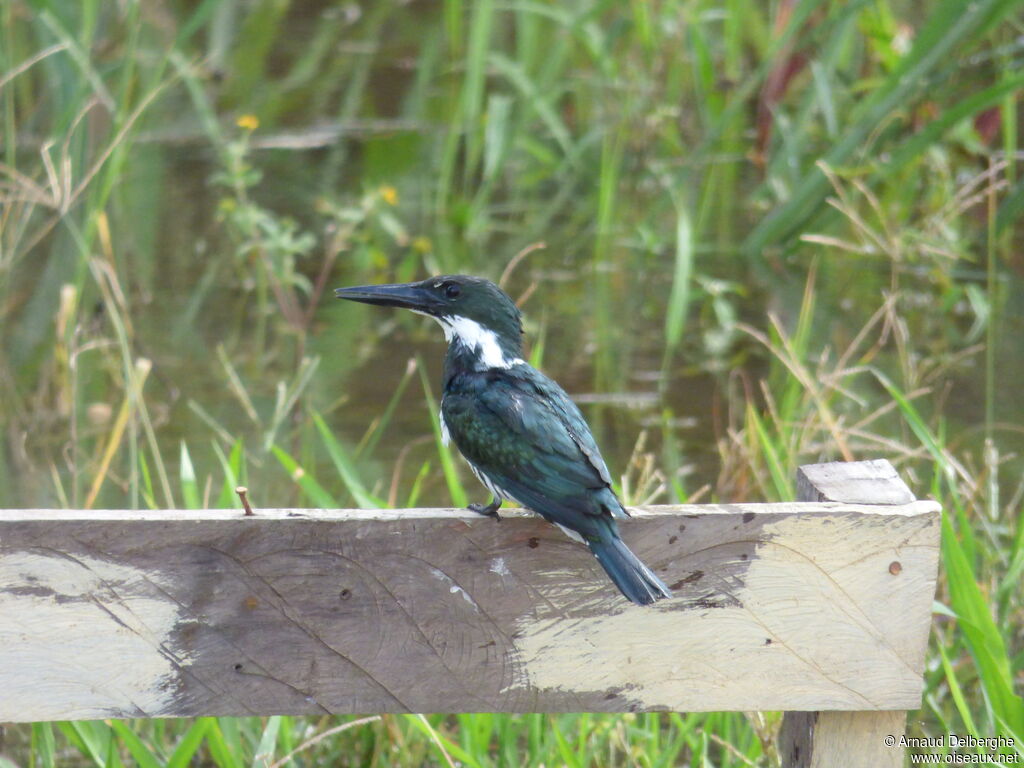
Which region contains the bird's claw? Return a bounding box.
[468,502,502,521]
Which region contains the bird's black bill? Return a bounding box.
[334,282,433,312]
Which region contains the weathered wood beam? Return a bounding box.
[779,460,928,768]
[0,468,939,722]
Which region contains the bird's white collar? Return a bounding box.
[437,316,524,369]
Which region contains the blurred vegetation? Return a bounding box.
[1,0,1023,765]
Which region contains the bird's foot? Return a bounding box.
[468,499,502,521]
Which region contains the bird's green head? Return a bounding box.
[335,275,524,365]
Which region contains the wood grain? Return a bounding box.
[0,498,940,721]
[781,459,925,768]
[780,711,907,768]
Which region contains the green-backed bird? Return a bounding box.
[335,275,672,605]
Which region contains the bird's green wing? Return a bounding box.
[442,367,622,529]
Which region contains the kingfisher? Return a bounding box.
[335,275,672,605]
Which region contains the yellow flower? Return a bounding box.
[412,236,432,253]
[379,185,398,206]
[236,114,259,131]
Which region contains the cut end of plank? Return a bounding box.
[797,459,916,505]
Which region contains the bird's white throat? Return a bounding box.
[436,315,523,370]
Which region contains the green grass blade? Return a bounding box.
[488,52,572,155]
[312,410,382,508]
[37,11,114,108]
[873,372,976,554]
[405,461,432,508]
[32,723,56,768]
[744,0,1020,253]
[57,722,107,767]
[664,205,693,352]
[272,444,339,509]
[275,716,295,763]
[416,357,468,507]
[942,511,1024,739]
[169,50,227,158]
[936,636,979,735]
[460,0,495,185]
[997,509,1024,609]
[109,721,161,768]
[214,438,246,509]
[167,718,214,768]
[180,440,200,509]
[217,718,245,768]
[355,358,417,460]
[482,91,513,183]
[777,265,818,428]
[251,715,282,768]
[888,73,1024,176]
[205,718,243,768]
[550,719,581,768]
[747,404,792,501]
[173,0,224,48]
[406,715,482,768]
[996,172,1024,236]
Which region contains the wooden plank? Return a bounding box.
[781,459,933,768]
[779,711,907,768]
[0,499,940,721]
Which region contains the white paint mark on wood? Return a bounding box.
[507,510,937,711]
[449,584,475,604]
[430,566,478,609]
[0,551,185,720]
[489,557,510,577]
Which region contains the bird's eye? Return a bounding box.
[443,282,461,299]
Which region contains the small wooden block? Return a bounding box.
[797,459,915,505]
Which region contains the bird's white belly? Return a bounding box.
[468,462,515,503]
[554,523,586,544]
[439,407,451,446]
[439,403,512,501]
[463,454,584,545]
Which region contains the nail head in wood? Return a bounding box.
[236,486,254,516]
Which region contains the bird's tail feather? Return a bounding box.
[588,535,672,606]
